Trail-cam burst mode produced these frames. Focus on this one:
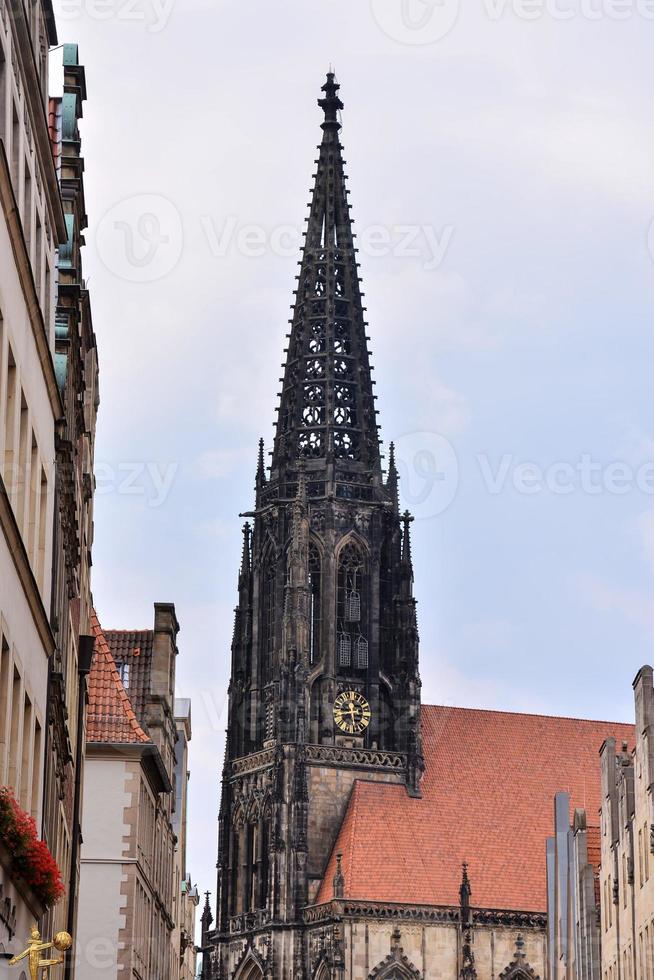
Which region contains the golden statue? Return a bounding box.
[8,925,72,980]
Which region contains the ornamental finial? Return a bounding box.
[318,71,343,132]
[333,851,345,898]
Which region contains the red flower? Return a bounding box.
[0,787,64,907]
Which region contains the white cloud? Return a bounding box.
[195,448,252,480]
[574,572,654,632]
[635,511,654,567]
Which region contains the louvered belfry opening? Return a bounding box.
[270,73,382,497]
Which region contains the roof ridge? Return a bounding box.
[425,702,631,728]
[89,610,150,745]
[104,627,153,635]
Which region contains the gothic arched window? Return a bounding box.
[309,543,322,665]
[261,555,276,684]
[337,541,368,672]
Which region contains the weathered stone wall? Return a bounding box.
[307,764,405,900]
[338,919,546,980]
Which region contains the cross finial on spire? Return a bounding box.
[318,71,343,132]
[401,510,414,565]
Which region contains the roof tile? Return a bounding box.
[317,704,632,912]
[88,611,150,745]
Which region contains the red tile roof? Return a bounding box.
[317,704,632,912]
[88,611,150,745]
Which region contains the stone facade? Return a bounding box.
[173,697,200,980]
[599,666,654,980]
[204,73,423,980]
[76,605,187,979]
[0,0,68,969]
[200,71,638,980]
[546,793,601,980]
[41,42,98,975]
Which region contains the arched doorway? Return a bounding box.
[234,952,264,980]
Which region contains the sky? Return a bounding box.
[51,0,654,912]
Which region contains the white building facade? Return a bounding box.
[0,0,67,968]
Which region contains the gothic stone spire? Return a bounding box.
[271,72,381,488]
[212,74,423,976]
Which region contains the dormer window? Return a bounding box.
[116,662,130,689]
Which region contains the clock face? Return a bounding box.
[333,690,371,735]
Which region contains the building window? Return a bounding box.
[16,393,28,530]
[609,876,613,926]
[308,544,321,665]
[336,541,368,674]
[260,557,276,684]
[0,636,9,778]
[259,819,269,909]
[3,346,17,492]
[31,720,41,820]
[230,832,239,917]
[116,662,130,688]
[645,822,650,881]
[37,467,47,591]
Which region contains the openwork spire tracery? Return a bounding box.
[271,73,381,486]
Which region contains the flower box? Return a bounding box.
[0,787,64,911]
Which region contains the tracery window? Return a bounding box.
[261,557,276,683]
[337,541,368,672]
[230,831,239,916]
[309,544,322,665]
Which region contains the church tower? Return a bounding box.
[208,74,423,980]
